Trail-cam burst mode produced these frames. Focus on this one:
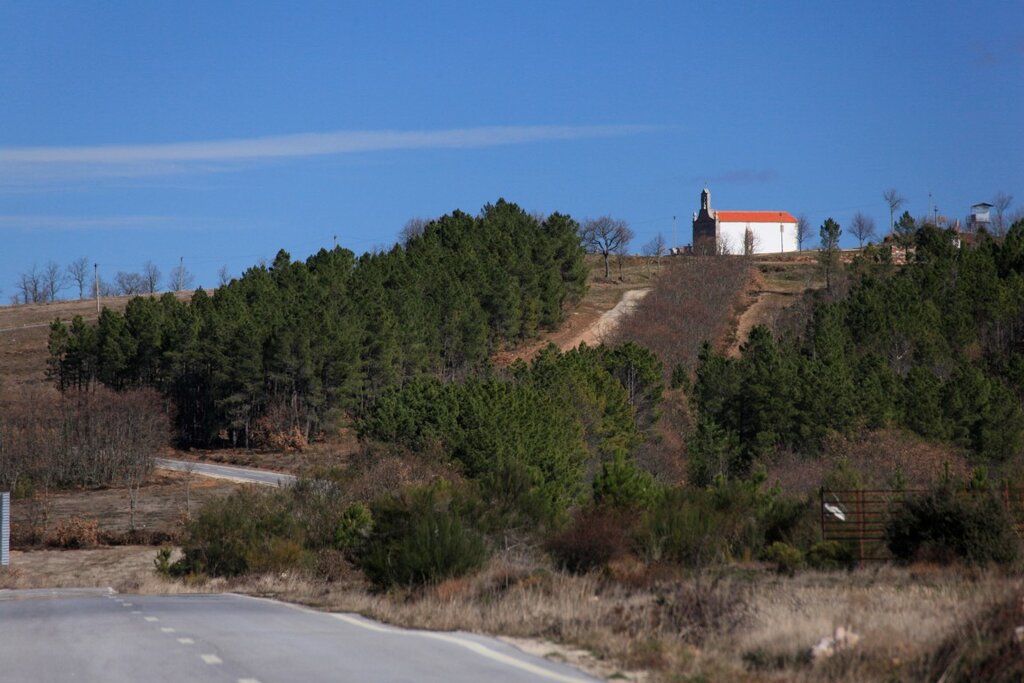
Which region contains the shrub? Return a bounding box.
[334,503,374,551]
[592,454,660,511]
[178,488,302,577]
[154,547,174,577]
[640,476,804,568]
[806,540,856,571]
[545,507,631,573]
[640,488,732,566]
[885,486,1019,566]
[358,483,488,589]
[763,542,804,576]
[46,517,100,549]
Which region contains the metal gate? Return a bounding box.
[820,487,1024,562]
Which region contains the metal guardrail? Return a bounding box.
[820,487,1024,562]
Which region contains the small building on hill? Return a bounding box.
[692,187,798,255]
[968,202,993,233]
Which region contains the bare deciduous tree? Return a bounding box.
[743,228,761,256]
[167,260,194,292]
[218,265,232,288]
[993,192,1014,235]
[41,261,67,302]
[399,217,430,244]
[66,257,90,299]
[0,388,168,530]
[142,261,161,294]
[884,188,907,236]
[796,214,811,251]
[850,211,877,248]
[580,216,634,278]
[642,233,667,270]
[115,271,146,296]
[16,264,45,304]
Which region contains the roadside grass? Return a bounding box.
[225,559,1024,683]
[8,542,1016,683]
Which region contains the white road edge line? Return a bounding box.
[200,654,222,665]
[229,594,593,683]
[330,614,592,683]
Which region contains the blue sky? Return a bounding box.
[2,1,1022,296]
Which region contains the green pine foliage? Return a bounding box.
[693,220,1024,466]
[357,483,488,589]
[46,200,588,446]
[360,342,660,524]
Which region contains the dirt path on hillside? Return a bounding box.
[494,287,651,365]
[726,271,802,357]
[571,288,650,347]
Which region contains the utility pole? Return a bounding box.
[672,215,677,253]
[177,256,184,291]
[93,262,100,313]
[333,234,337,248]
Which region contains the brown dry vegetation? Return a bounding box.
[9,471,239,541]
[608,256,752,373]
[4,546,1020,683]
[767,430,972,496]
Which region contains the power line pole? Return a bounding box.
[672,215,677,253]
[93,262,100,313]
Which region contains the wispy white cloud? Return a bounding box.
[0,125,655,190]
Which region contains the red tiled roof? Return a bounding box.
[716,211,797,223]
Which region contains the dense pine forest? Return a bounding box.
[46,200,587,447]
[691,222,1024,483]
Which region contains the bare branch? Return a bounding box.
[883,188,907,235]
[850,211,877,248]
[580,217,634,278]
[796,214,811,251]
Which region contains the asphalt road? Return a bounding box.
[155,458,297,487]
[0,590,600,683]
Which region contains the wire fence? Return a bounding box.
[820,487,1024,562]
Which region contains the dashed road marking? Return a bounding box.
[200,654,222,665]
[177,638,194,645]
[161,627,176,633]
[121,603,132,607]
[144,616,158,622]
[238,679,262,683]
[131,610,142,614]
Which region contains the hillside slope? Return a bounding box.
[0,292,194,390]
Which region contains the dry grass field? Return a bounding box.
[0,291,194,390]
[8,470,239,537]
